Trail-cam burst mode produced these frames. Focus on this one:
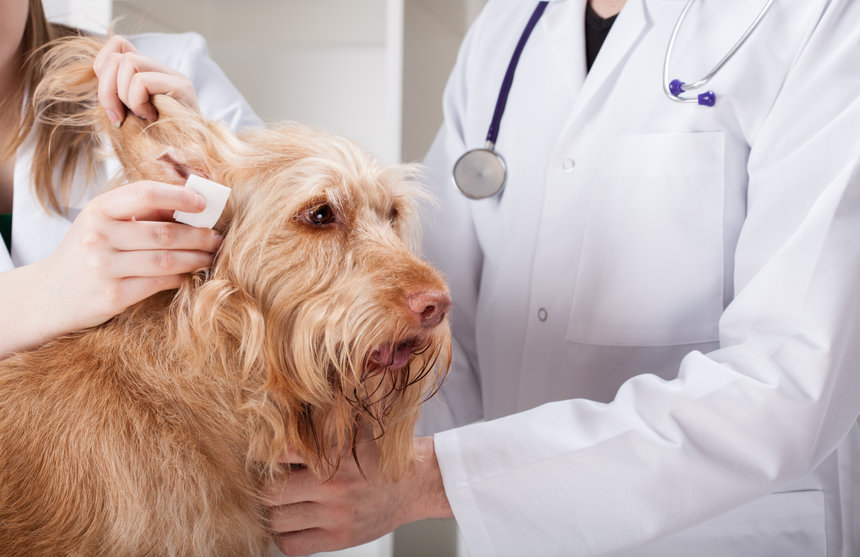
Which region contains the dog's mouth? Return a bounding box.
[368,338,423,371]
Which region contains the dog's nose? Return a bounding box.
[407,291,451,328]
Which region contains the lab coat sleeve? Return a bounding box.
[433,1,860,555]
[415,15,488,436]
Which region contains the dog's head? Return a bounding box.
[185,118,454,481]
[36,37,451,480]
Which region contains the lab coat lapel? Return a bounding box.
[11,133,75,267]
[570,0,648,117]
[0,242,12,272]
[544,0,588,98]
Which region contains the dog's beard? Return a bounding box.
[175,260,450,484]
[312,321,450,479]
[237,291,450,482]
[352,332,447,424]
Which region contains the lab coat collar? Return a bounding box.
[543,0,588,95]
[574,0,649,112]
[542,0,649,122]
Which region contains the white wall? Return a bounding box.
[44,0,484,164]
[402,0,484,162]
[113,0,400,162]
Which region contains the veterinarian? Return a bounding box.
[266,0,860,555]
[0,0,259,359]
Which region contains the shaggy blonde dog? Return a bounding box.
[0,38,451,556]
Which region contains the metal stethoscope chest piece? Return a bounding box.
[453,142,508,200]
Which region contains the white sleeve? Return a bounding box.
[434,1,860,555]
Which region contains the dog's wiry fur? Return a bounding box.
[0,37,451,556]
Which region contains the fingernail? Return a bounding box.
[106,109,121,127]
[194,193,207,209]
[213,231,223,248]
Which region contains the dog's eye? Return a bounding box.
[308,204,335,225]
[388,207,399,222]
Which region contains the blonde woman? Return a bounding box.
[0,0,259,358]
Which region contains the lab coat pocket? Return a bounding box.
[566,131,725,347]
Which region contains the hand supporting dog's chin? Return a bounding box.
[265,436,453,556]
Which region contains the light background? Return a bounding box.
[42,0,485,165]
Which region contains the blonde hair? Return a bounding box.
[1,0,85,215]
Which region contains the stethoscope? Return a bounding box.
[453,0,778,200]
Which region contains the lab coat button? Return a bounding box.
[538,308,548,321]
[562,158,575,171]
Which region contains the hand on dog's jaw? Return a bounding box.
[264,436,451,556]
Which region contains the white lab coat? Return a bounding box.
[1,32,260,273]
[418,0,860,555]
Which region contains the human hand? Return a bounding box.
[38,180,221,334]
[264,436,452,556]
[93,35,200,126]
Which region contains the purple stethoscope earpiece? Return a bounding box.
[669,79,716,107]
[663,0,777,108]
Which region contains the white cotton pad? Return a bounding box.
[173,174,231,229]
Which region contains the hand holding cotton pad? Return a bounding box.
[173,175,231,229]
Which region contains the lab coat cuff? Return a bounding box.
[434,428,497,556]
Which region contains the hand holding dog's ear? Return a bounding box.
[264,436,452,556]
[93,35,200,126]
[29,181,221,341]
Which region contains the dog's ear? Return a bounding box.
[32,36,227,187]
[154,148,212,184]
[107,95,228,186]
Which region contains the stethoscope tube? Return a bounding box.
[452,1,549,200]
[663,0,778,106]
[485,0,550,147]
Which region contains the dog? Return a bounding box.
[0,37,451,556]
